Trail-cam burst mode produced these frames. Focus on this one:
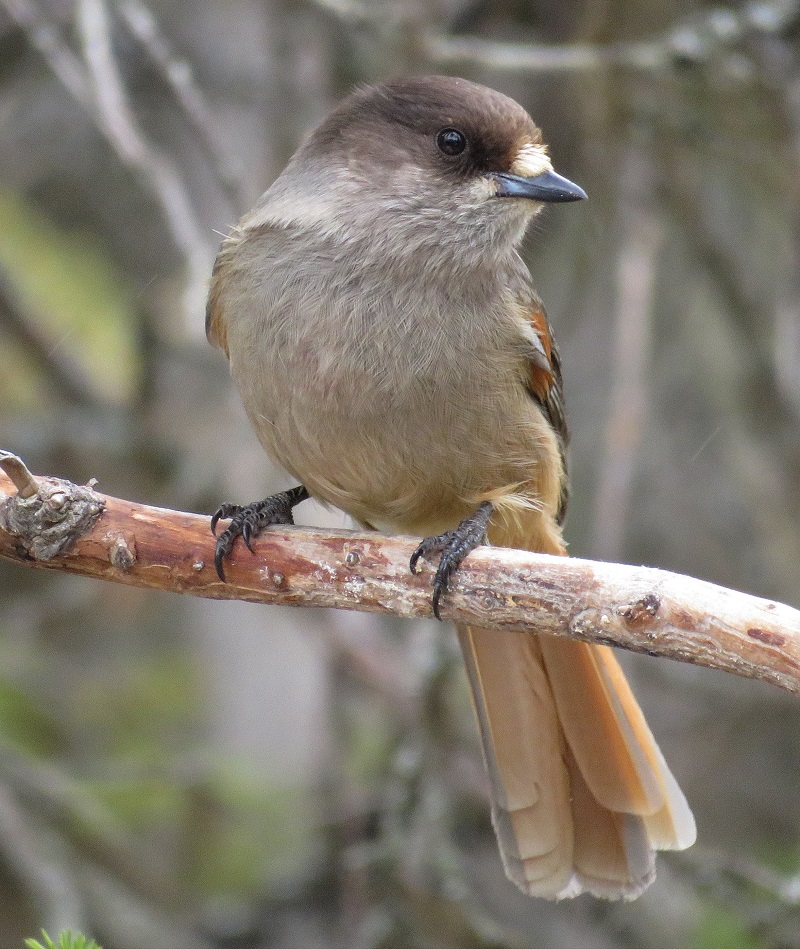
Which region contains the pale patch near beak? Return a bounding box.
[510,141,553,179]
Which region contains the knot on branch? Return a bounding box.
[0,473,105,561]
[569,591,663,646]
[619,592,662,626]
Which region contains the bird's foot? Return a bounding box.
[410,501,493,620]
[211,485,310,580]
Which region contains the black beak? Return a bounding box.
[492,169,587,203]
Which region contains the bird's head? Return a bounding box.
[253,76,586,262]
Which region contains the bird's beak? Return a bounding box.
[491,169,587,203]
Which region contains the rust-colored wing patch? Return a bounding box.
[526,304,555,403]
[525,304,566,445]
[524,303,569,522]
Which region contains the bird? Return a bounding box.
[206,74,696,900]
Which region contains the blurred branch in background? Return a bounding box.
[0,780,87,938]
[592,142,660,561]
[342,0,800,75]
[74,0,211,324]
[0,0,93,106]
[0,740,215,949]
[116,0,248,211]
[0,0,226,326]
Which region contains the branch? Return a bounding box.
[1,455,799,694]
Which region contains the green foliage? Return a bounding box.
[0,187,139,407]
[759,844,800,877]
[0,677,61,756]
[694,905,766,949]
[75,652,201,766]
[183,771,319,895]
[25,931,102,949]
[342,693,394,787]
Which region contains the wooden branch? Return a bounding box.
[1,458,800,695]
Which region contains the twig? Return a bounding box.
[1,462,800,695]
[0,451,40,498]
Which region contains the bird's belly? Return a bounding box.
[237,353,555,536]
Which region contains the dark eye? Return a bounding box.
[436,128,467,156]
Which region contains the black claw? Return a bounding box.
[431,579,444,621]
[410,533,447,575]
[214,531,232,581]
[411,501,493,620]
[210,486,310,581]
[211,502,239,536]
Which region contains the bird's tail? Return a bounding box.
[457,517,695,899]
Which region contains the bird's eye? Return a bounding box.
[436,128,467,156]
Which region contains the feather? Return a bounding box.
[458,622,694,899]
[565,741,656,899]
[458,625,574,897]
[539,638,664,815]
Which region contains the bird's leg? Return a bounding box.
[211,485,310,580]
[410,501,493,620]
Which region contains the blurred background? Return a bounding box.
[1,0,800,946]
